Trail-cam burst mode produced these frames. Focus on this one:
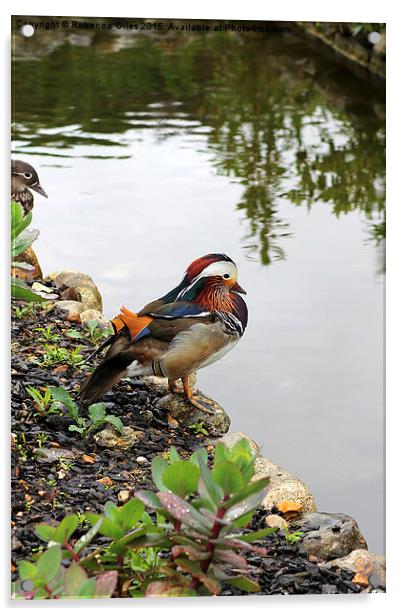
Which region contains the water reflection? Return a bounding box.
[12,28,385,267]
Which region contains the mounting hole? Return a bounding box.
[21,24,35,38]
[368,31,381,45]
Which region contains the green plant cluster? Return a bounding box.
[26,385,124,440]
[11,201,44,303]
[14,439,273,599]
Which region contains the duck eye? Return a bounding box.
[223,273,231,279]
[23,172,32,179]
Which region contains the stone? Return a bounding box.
[93,426,144,450]
[80,309,111,328]
[217,431,261,457]
[118,490,130,504]
[320,549,386,590]
[136,456,148,465]
[289,512,367,561]
[253,457,317,513]
[50,270,98,290]
[13,247,42,280]
[55,300,84,322]
[31,282,59,300]
[48,270,103,312]
[139,373,197,396]
[158,389,230,434]
[265,514,288,529]
[74,286,103,312]
[34,447,75,463]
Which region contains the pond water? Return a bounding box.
[12,25,385,553]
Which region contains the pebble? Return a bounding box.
[136,456,148,465]
[117,490,130,504]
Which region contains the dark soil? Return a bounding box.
[11,299,364,596]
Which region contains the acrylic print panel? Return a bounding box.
[11,15,385,598]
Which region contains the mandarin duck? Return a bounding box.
[11,159,48,215]
[80,254,248,414]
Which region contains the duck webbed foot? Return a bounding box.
[181,375,216,415]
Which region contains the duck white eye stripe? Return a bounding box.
[177,261,238,299]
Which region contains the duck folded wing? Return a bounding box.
[80,303,215,403]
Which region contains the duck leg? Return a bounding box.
[181,375,215,415]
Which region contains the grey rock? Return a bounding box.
[217,431,261,456]
[253,457,317,513]
[93,426,144,450]
[289,512,367,561]
[55,300,83,322]
[74,286,103,312]
[34,447,75,463]
[50,270,99,291]
[139,409,154,424]
[49,270,103,312]
[320,548,386,590]
[158,389,230,434]
[80,309,111,328]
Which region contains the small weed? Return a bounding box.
[66,320,113,346]
[284,529,304,545]
[26,386,59,416]
[14,303,39,319]
[189,419,209,436]
[38,345,83,368]
[35,326,60,343]
[36,432,49,448]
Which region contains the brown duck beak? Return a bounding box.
[232,282,246,295]
[31,183,48,198]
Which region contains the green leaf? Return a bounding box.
[223,476,270,510]
[94,571,118,598]
[104,500,118,521]
[12,227,40,258]
[212,461,244,495]
[64,563,88,597]
[11,278,44,303]
[65,330,84,339]
[135,490,164,511]
[53,514,79,544]
[36,545,62,584]
[151,456,169,491]
[88,403,106,424]
[86,514,124,540]
[169,446,181,463]
[157,492,211,532]
[49,387,79,420]
[224,481,270,523]
[18,560,37,580]
[11,201,32,241]
[115,498,145,531]
[76,578,96,598]
[145,580,198,597]
[189,447,208,467]
[173,557,221,594]
[162,460,200,498]
[35,523,56,543]
[104,415,124,434]
[226,575,260,592]
[197,453,223,509]
[214,442,229,465]
[73,518,103,554]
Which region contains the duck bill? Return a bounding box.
[232,282,246,294]
[32,183,48,198]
